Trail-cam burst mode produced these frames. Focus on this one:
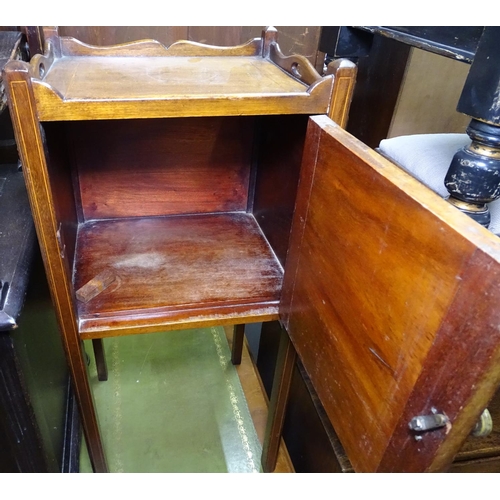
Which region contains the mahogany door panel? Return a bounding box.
[281,115,500,472]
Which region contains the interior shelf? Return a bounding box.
[73,212,283,338]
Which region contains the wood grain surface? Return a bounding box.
[3,61,108,472]
[281,115,500,472]
[3,27,332,473]
[252,115,309,266]
[25,27,330,121]
[32,53,331,121]
[74,213,283,337]
[57,26,321,66]
[69,117,255,220]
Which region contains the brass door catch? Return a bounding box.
[471,408,493,437]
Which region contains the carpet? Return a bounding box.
[79,326,261,473]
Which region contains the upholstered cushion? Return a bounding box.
[379,134,500,235]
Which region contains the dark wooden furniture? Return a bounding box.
[0,30,80,473]
[9,24,500,474]
[0,159,46,472]
[321,26,483,63]
[3,26,356,473]
[322,26,500,231]
[0,31,26,165]
[8,23,500,474]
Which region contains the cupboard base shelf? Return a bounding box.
[73,212,283,337]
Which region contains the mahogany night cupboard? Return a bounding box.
[4,26,500,473]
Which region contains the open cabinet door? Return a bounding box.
[280,115,500,472]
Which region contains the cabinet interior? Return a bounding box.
[41,114,309,336]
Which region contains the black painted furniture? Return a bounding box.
[0,160,79,472]
[321,26,500,229]
[0,30,79,473]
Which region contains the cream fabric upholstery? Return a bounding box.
[378,133,500,235]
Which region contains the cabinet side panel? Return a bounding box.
[280,117,484,471]
[42,122,79,268]
[70,117,254,220]
[252,115,309,266]
[5,69,108,471]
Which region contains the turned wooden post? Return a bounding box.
[445,119,500,227]
[444,28,500,228]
